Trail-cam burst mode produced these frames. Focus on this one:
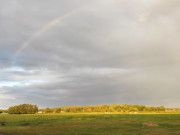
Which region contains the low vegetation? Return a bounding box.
[0,114,179,135]
[0,104,179,134]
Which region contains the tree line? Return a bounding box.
[8,104,38,114]
[40,104,168,113]
[0,104,179,114]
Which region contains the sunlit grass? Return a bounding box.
[0,114,179,135]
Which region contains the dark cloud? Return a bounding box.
[0,0,180,108]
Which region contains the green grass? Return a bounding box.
[0,114,179,135]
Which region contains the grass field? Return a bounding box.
[0,114,179,135]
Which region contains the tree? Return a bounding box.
[55,108,61,113]
[45,108,53,113]
[8,104,38,114]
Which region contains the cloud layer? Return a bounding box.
[0,0,180,108]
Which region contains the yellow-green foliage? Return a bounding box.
[41,104,169,114]
[8,104,38,114]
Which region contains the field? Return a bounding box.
[0,114,180,135]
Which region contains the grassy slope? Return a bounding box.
[0,114,179,135]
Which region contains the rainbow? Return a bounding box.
[4,0,120,68]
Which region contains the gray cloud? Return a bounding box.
[0,0,180,109]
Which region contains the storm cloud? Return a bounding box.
[0,0,180,109]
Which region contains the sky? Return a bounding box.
[0,0,180,109]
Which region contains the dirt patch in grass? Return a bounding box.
[142,122,159,127]
[1,122,5,126]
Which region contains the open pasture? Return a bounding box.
[0,114,179,135]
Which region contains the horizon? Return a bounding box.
[1,103,178,110]
[0,0,180,109]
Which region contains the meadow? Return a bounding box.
[0,114,179,135]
